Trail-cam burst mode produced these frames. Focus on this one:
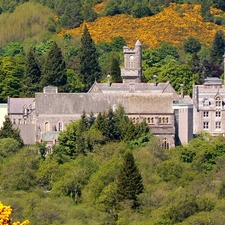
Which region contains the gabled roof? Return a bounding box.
[88,81,181,102]
[8,98,35,114]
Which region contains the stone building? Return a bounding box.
[7,40,193,148]
[193,77,225,136]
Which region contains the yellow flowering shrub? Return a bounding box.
[58,3,225,49]
[0,202,29,225]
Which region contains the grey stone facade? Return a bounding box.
[7,41,193,148]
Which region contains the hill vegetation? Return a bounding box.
[1,111,225,224]
[60,3,225,48]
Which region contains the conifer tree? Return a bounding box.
[79,25,101,91]
[22,49,41,97]
[210,30,225,65]
[110,57,122,83]
[0,116,23,147]
[116,152,144,208]
[41,42,67,92]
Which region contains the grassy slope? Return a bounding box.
[59,3,225,48]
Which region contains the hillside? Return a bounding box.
[59,3,225,48]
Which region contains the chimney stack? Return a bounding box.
[153,75,157,86]
[107,74,111,87]
[180,84,184,99]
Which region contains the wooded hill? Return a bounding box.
[0,1,225,102]
[1,110,225,224]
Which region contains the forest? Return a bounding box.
[1,0,225,224]
[1,107,225,224]
[0,1,225,100]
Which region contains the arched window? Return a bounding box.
[215,96,222,107]
[162,138,170,149]
[58,122,63,131]
[147,117,151,124]
[151,117,154,124]
[166,117,169,124]
[45,122,50,132]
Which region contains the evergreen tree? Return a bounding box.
[41,42,67,92]
[210,30,225,65]
[183,36,201,54]
[79,25,101,91]
[116,152,144,208]
[59,2,83,29]
[110,56,122,83]
[22,49,41,97]
[200,2,213,22]
[0,116,23,147]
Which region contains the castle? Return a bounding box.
[7,40,194,148]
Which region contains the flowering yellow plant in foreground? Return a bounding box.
[59,3,225,49]
[0,202,29,225]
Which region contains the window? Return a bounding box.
[13,119,16,124]
[147,117,154,124]
[216,111,221,117]
[203,111,209,117]
[18,119,22,124]
[129,55,134,68]
[45,122,50,132]
[215,96,222,107]
[203,122,209,129]
[162,138,170,149]
[158,117,169,124]
[216,122,221,129]
[58,122,63,131]
[203,99,210,107]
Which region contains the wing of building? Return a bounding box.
[193,77,225,136]
[7,40,193,148]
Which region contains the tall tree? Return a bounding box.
[79,25,101,91]
[41,42,67,92]
[210,30,225,65]
[22,49,41,97]
[116,152,144,208]
[110,56,122,83]
[0,116,23,147]
[183,36,201,54]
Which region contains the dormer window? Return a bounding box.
[203,98,210,107]
[215,96,222,107]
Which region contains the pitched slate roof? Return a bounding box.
[8,98,35,114]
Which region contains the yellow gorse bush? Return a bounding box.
[59,3,225,48]
[0,202,29,225]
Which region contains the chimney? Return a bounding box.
[107,74,111,87]
[153,75,157,86]
[223,53,225,86]
[180,84,184,99]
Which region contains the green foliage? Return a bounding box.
[183,36,201,54]
[21,49,41,97]
[0,138,20,159]
[210,30,225,65]
[131,1,152,18]
[110,56,122,83]
[116,152,144,209]
[0,56,25,102]
[79,25,101,91]
[0,41,24,56]
[200,2,213,22]
[0,116,23,147]
[59,2,83,29]
[41,41,67,92]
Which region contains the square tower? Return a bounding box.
[121,40,142,83]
